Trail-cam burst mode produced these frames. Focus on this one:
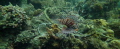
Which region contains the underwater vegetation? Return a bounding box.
[0,0,120,49]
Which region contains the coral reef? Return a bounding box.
[0,4,29,49]
[108,19,120,38]
[76,0,119,19]
[0,4,28,29]
[0,0,120,49]
[0,0,21,5]
[29,0,69,9]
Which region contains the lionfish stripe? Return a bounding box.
[60,19,64,24]
[67,20,71,26]
[69,19,74,26]
[65,19,69,25]
[62,19,66,24]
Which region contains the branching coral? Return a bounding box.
[93,19,108,26]
[44,7,54,24]
[47,24,60,39]
[0,4,29,29]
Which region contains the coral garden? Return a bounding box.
[0,0,120,49]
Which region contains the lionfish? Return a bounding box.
[57,15,79,34]
[57,18,75,28]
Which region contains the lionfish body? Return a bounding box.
[57,18,75,28]
[57,18,79,34]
